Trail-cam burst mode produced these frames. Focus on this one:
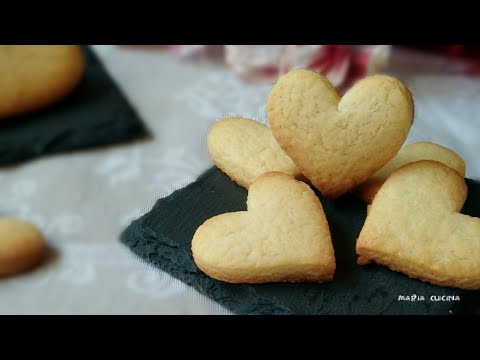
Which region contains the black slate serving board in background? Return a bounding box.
[0,45,148,166]
[121,167,480,315]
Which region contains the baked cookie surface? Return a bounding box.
[354,142,466,203]
[0,45,85,119]
[267,69,414,199]
[208,117,303,189]
[0,218,45,277]
[192,172,335,283]
[356,160,480,290]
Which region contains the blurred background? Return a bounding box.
[138,45,480,87]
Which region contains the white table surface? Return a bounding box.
[0,45,478,314]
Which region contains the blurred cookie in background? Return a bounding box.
[0,218,45,277]
[0,45,85,119]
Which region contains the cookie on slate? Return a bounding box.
[0,45,85,119]
[354,142,466,203]
[208,117,303,189]
[192,172,335,284]
[356,160,480,290]
[267,69,414,199]
[0,218,45,277]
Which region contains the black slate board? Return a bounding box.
[121,167,480,315]
[0,45,148,165]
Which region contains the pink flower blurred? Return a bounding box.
[166,45,223,59]
[167,45,390,89]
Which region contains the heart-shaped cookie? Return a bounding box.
[192,172,335,283]
[354,142,466,203]
[356,160,480,289]
[267,69,414,199]
[208,117,303,189]
[0,45,85,119]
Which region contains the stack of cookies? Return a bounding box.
[192,69,480,290]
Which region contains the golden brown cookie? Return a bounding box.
[354,142,466,203]
[356,160,480,290]
[0,218,45,277]
[0,45,85,119]
[192,172,335,284]
[208,117,304,188]
[267,69,414,199]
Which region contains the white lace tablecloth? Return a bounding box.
[0,45,479,314]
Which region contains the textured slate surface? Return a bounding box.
[0,45,148,165]
[121,167,480,315]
